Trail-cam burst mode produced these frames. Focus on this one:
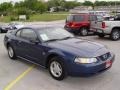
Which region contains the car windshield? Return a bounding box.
[38,28,74,42]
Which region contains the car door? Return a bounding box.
[89,15,98,31]
[13,29,33,57]
[96,15,104,30]
[17,28,45,65]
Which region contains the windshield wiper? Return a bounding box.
[45,39,60,42]
[61,37,73,40]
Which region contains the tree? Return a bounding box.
[83,1,93,6]
[47,0,66,10]
[34,1,47,14]
[47,0,80,11]
[0,2,13,15]
[64,1,81,10]
[24,0,38,11]
[14,0,47,14]
[108,1,120,6]
[94,1,108,6]
[14,1,25,8]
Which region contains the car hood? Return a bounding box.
[15,25,24,29]
[47,38,109,57]
[1,25,10,28]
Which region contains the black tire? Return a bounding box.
[97,34,105,38]
[48,56,67,80]
[0,29,2,33]
[7,45,17,59]
[110,29,120,41]
[79,27,88,36]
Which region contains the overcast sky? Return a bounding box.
[0,0,120,3]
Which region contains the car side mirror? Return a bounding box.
[29,39,40,44]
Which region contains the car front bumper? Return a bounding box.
[68,54,115,77]
[1,29,8,33]
[64,26,79,34]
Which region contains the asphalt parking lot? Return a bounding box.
[0,21,120,90]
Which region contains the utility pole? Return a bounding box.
[115,1,117,15]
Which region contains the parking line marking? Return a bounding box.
[4,65,35,90]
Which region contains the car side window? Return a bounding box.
[21,29,37,41]
[90,15,97,21]
[66,15,73,22]
[97,15,103,21]
[74,15,84,22]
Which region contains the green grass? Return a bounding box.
[29,14,67,22]
[28,12,69,22]
[47,11,69,14]
[0,16,11,22]
[0,12,69,22]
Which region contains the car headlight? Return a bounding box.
[74,58,97,64]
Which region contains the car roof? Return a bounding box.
[21,24,62,31]
[10,22,23,24]
[69,13,95,16]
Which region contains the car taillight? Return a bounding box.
[66,22,77,28]
[102,22,106,28]
[70,22,77,28]
[71,22,75,27]
[66,22,72,27]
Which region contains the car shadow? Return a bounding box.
[2,56,114,90]
[92,35,120,42]
[17,58,113,81]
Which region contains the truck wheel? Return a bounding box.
[98,34,105,38]
[80,27,88,36]
[0,29,2,33]
[110,29,120,41]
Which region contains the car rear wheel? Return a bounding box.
[48,56,67,80]
[80,27,88,36]
[97,34,105,38]
[110,29,120,41]
[7,45,16,59]
[0,29,2,33]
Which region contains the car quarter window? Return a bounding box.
[20,29,37,40]
[16,30,21,37]
[97,15,103,21]
[90,15,97,21]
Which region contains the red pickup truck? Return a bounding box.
[64,13,102,36]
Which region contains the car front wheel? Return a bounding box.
[80,27,88,36]
[7,45,16,59]
[48,56,67,80]
[110,29,120,41]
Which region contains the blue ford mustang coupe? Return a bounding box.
[4,26,115,80]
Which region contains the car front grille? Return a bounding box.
[97,52,111,61]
